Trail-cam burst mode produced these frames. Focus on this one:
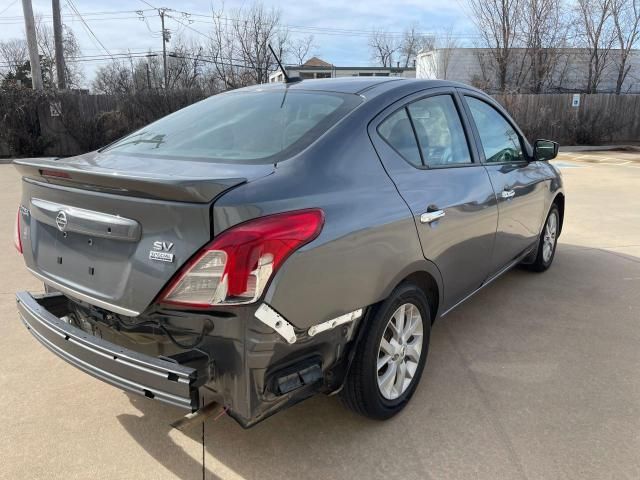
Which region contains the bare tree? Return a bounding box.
[519,0,569,92]
[0,39,28,80]
[92,60,134,94]
[575,0,616,93]
[290,35,316,65]
[472,49,494,89]
[399,24,434,68]
[369,30,400,67]
[165,36,206,89]
[93,41,211,94]
[61,25,83,88]
[611,0,640,93]
[419,32,458,79]
[438,32,460,79]
[467,0,523,92]
[35,17,83,88]
[234,4,288,84]
[208,13,246,89]
[207,3,288,88]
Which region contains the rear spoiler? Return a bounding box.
[13,158,247,203]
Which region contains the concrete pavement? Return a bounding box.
[1,151,639,479]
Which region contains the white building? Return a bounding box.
[416,47,640,93]
[269,57,416,83]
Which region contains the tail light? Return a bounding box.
[14,207,23,254]
[158,209,324,308]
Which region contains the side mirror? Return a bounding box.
[533,139,559,162]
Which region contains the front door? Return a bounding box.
[461,94,548,272]
[370,91,499,312]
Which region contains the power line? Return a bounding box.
[65,0,113,59]
[0,0,19,17]
[0,16,145,25]
[167,8,477,39]
[135,1,173,88]
[137,0,157,10]
[1,8,156,20]
[0,5,479,39]
[0,52,160,67]
[165,11,211,41]
[0,51,254,70]
[159,14,270,67]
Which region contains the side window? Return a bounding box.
[407,95,472,167]
[466,97,524,163]
[378,108,422,167]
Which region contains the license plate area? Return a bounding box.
[32,220,137,299]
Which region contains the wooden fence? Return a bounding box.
[0,89,206,158]
[493,94,640,145]
[1,91,639,158]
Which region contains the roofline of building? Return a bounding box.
[280,65,416,71]
[418,47,640,56]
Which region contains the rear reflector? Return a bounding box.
[14,207,23,254]
[158,209,324,308]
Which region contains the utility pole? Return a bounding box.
[128,49,136,92]
[160,8,169,89]
[21,0,43,90]
[52,0,66,89]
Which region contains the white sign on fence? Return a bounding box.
[572,94,580,108]
[49,101,62,117]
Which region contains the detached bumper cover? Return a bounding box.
[16,292,198,410]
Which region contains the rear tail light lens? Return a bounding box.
[14,207,23,254]
[158,209,324,308]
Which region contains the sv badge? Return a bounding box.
[152,241,174,252]
[149,241,174,263]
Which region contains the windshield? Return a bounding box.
[103,90,362,164]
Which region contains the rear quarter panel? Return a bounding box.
[213,100,443,329]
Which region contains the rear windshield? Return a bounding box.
[103,90,361,164]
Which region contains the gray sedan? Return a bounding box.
[14,77,564,427]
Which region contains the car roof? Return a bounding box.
[241,77,483,99]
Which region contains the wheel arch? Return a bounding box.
[401,271,440,323]
[379,260,443,323]
[334,263,441,397]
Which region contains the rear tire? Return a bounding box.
[340,282,431,420]
[526,204,560,272]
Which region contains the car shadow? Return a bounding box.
[117,242,640,480]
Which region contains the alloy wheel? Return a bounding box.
[377,303,423,400]
[542,211,558,263]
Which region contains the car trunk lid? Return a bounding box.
[13,151,273,203]
[15,152,274,316]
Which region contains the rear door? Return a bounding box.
[369,88,498,312]
[460,91,548,272]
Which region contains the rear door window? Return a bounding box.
[407,95,472,167]
[378,108,422,167]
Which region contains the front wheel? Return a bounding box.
[526,204,560,272]
[340,283,431,420]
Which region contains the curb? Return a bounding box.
[560,145,640,153]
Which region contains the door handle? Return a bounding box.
[501,189,515,199]
[420,209,445,224]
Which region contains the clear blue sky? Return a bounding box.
[0,0,477,85]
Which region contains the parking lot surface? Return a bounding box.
[1,150,639,480]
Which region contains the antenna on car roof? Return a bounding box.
[269,44,301,84]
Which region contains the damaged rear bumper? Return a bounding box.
[16,291,199,410]
[16,291,365,427]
